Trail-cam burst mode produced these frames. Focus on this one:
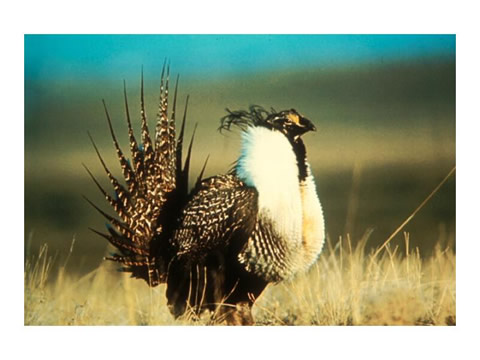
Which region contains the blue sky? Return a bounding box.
[25,35,455,81]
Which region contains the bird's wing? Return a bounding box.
[172,174,258,263]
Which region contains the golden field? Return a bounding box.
[25,231,455,326]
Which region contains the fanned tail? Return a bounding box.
[85,67,206,286]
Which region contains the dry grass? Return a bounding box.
[24,231,455,326]
[254,232,455,325]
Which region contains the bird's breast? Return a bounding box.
[235,127,326,280]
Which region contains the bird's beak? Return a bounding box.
[302,117,317,133]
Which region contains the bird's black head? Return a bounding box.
[267,108,316,140]
[219,105,316,141]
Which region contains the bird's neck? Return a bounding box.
[236,127,310,187]
[289,137,308,182]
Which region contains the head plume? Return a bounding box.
[219,105,279,133]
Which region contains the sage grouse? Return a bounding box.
[85,67,325,325]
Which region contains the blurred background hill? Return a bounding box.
[24,35,455,276]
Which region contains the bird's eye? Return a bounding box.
[286,113,301,126]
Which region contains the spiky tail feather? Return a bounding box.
[84,65,203,286]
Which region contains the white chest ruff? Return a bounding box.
[236,127,325,279]
[236,127,303,245]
